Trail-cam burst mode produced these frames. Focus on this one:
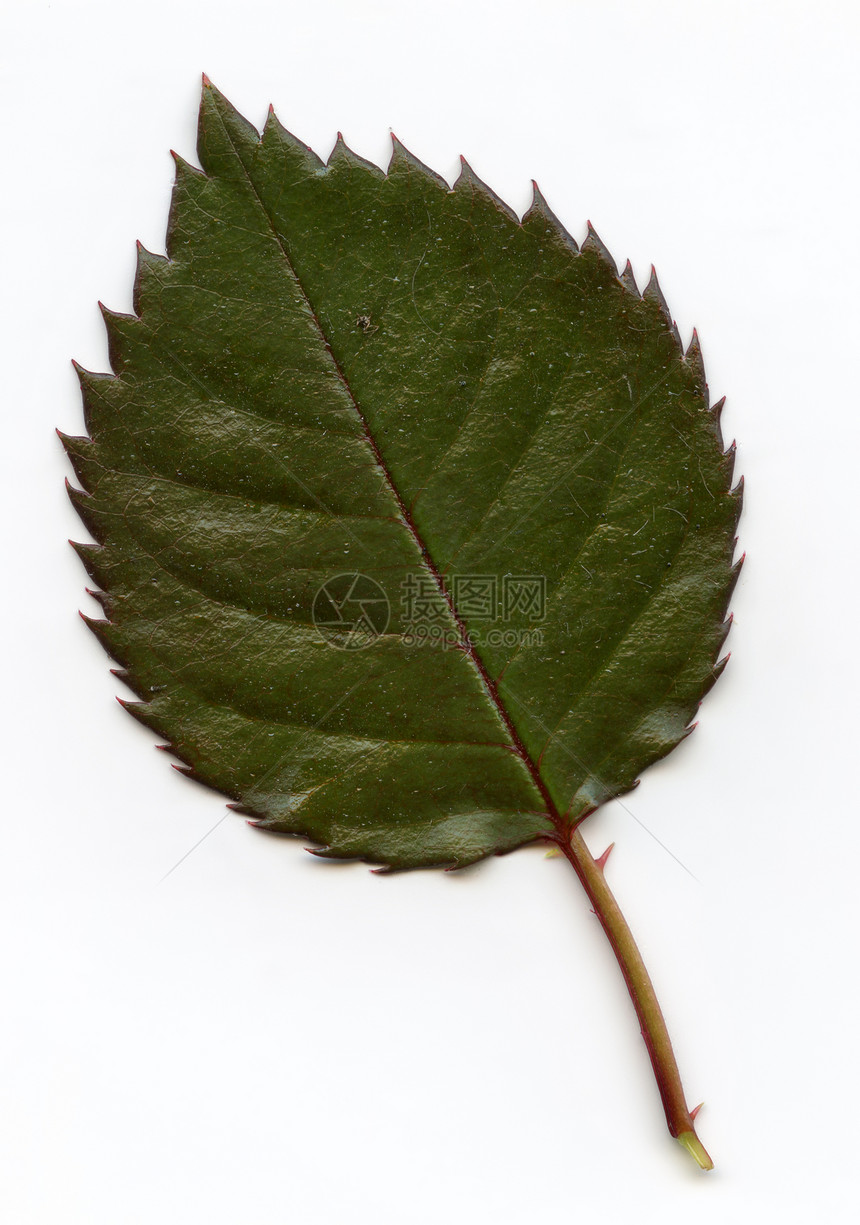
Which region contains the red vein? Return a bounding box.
[212,100,565,830]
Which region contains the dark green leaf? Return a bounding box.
[63,80,741,872]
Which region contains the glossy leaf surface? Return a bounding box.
[64,81,740,870]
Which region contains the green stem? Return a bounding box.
[555,826,713,1171]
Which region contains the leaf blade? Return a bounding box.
[67,81,740,868]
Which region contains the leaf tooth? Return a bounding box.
[118,696,166,737]
[59,429,101,474]
[68,536,100,574]
[85,586,113,617]
[64,478,104,544]
[226,802,256,817]
[686,325,710,401]
[98,300,141,374]
[619,259,639,296]
[712,609,735,660]
[581,221,617,273]
[708,395,728,450]
[387,132,450,192]
[711,653,730,683]
[169,147,206,181]
[79,609,118,658]
[454,155,520,225]
[69,539,110,590]
[328,130,347,162]
[166,150,210,263]
[720,437,736,474]
[729,491,744,543]
[326,132,385,179]
[71,362,117,437]
[643,266,682,348]
[166,149,208,262]
[306,844,339,859]
[697,636,734,702]
[71,358,112,388]
[728,548,745,594]
[686,328,705,374]
[521,181,579,252]
[133,240,169,316]
[720,447,741,500]
[134,238,167,267]
[58,428,91,484]
[262,107,325,171]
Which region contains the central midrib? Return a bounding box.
[212,102,565,834]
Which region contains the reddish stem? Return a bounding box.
[555,825,713,1170]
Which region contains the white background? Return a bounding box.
[2,1,857,1220]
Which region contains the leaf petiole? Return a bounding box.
[554,825,714,1171]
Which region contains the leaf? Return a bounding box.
[62,79,741,1168]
